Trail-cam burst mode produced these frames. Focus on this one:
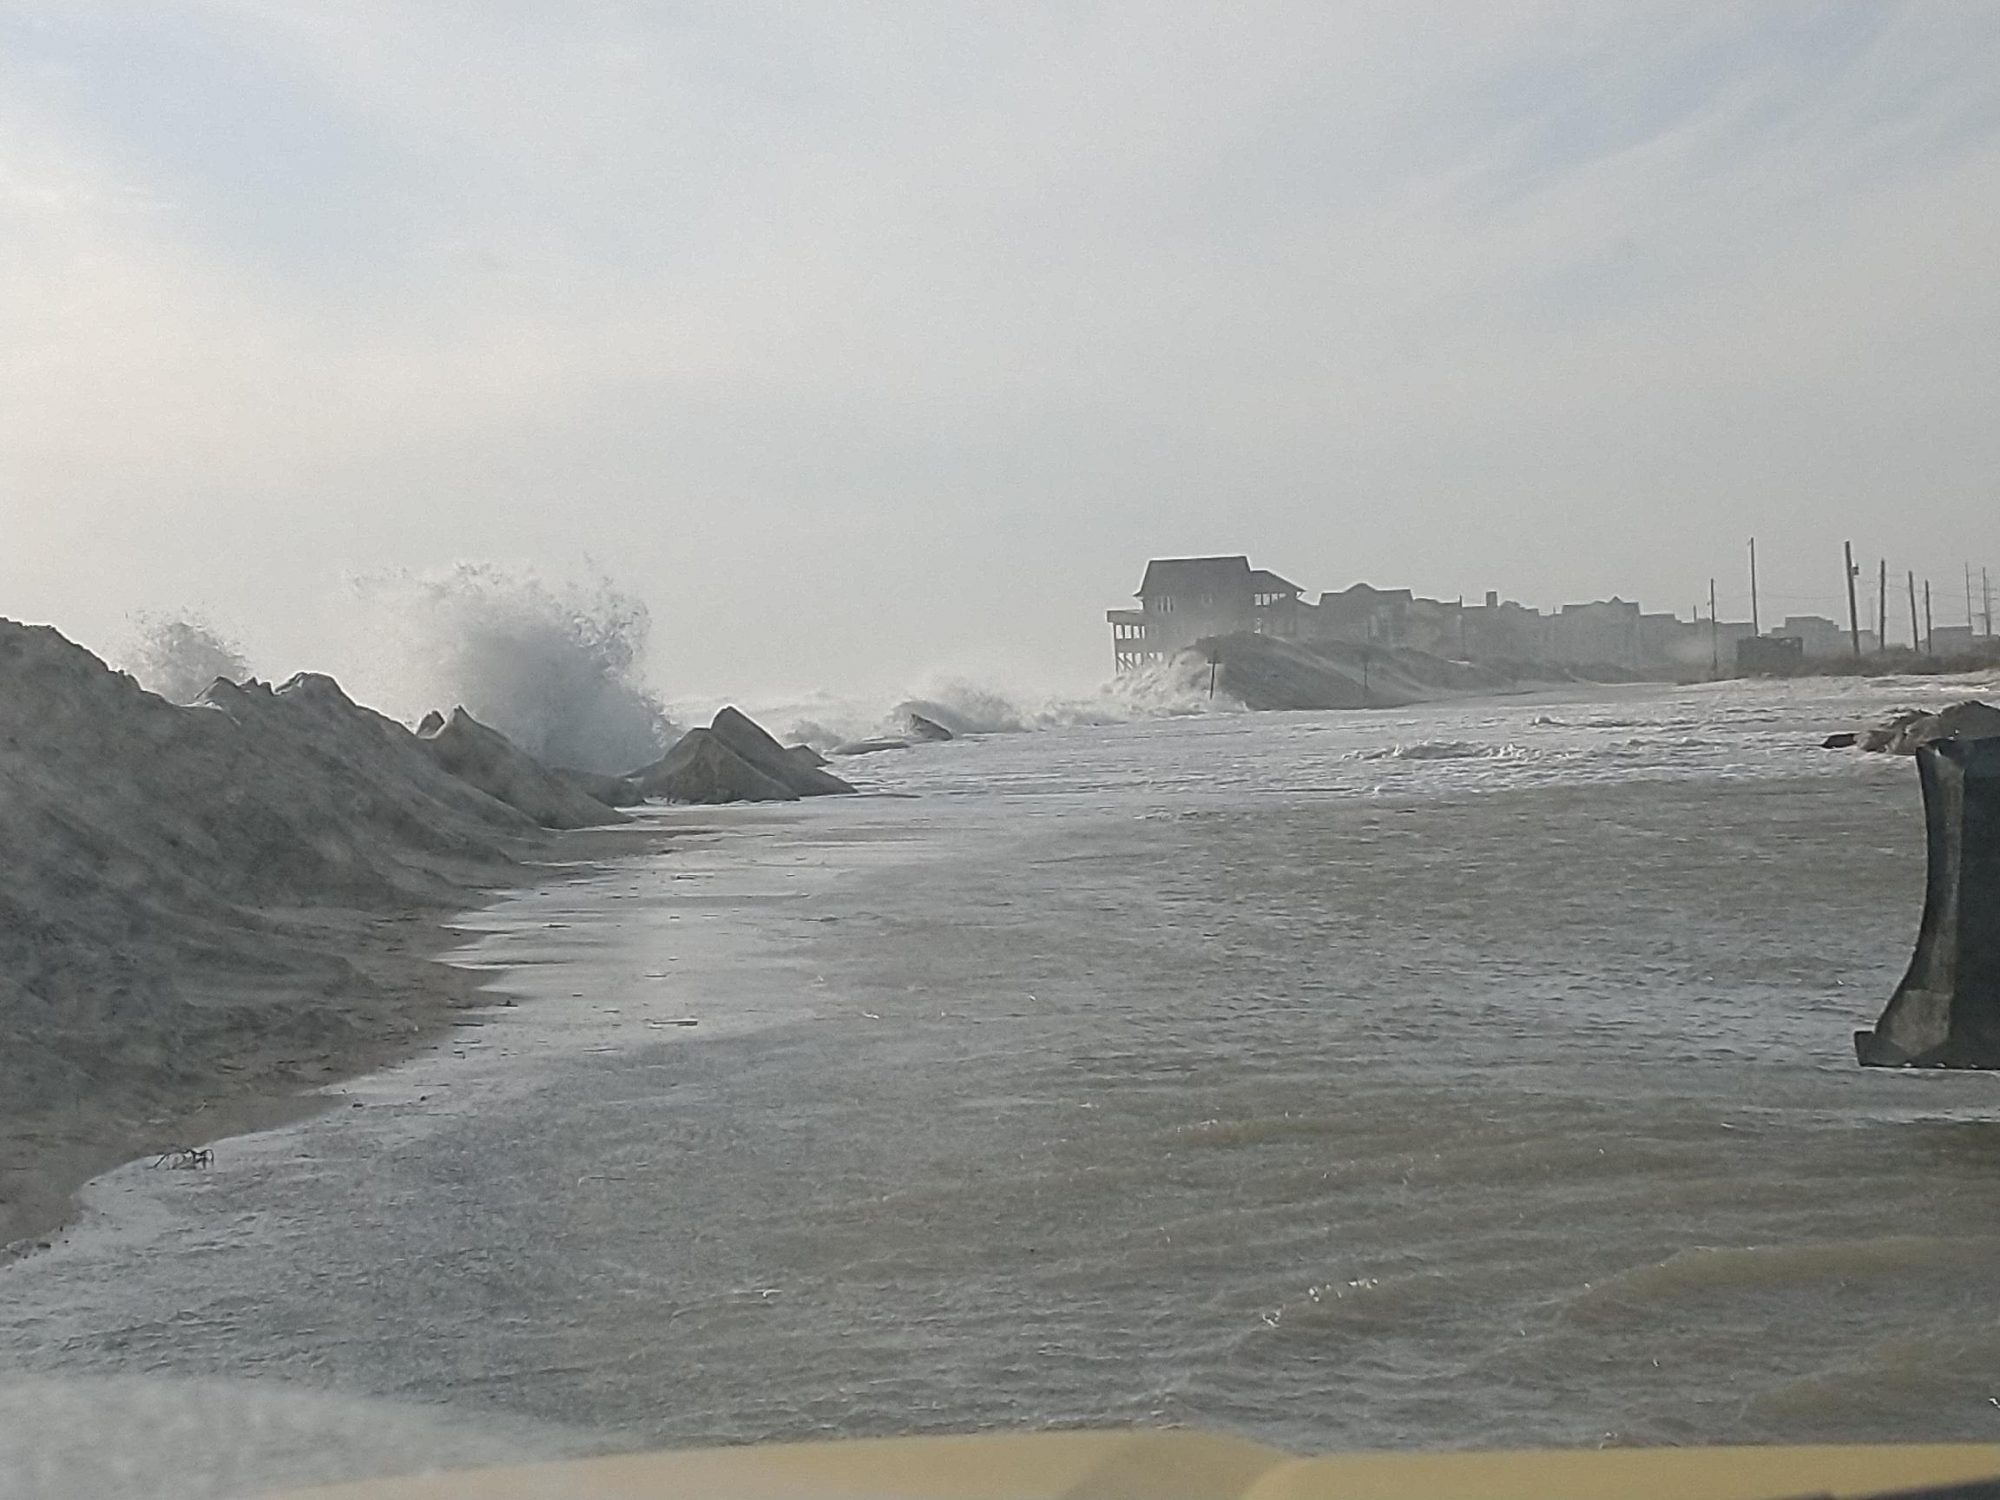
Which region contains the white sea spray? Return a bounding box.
[759,655,1234,749]
[118,611,249,704]
[343,563,674,775]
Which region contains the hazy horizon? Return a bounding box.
[5,3,1998,700]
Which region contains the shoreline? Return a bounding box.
[0,820,679,1267]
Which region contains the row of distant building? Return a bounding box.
[1106,555,1993,675]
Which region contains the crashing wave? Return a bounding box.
[342,564,674,775]
[119,610,250,704]
[898,658,1232,735]
[770,656,1233,750]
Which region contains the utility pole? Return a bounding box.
[1909,570,1921,654]
[1709,577,1720,677]
[1968,563,1977,633]
[1749,538,1760,637]
[1925,579,1935,656]
[1843,541,1862,658]
[1985,567,1993,638]
[1877,559,1888,652]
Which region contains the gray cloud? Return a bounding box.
[3,2,1997,696]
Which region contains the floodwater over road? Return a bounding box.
[7,674,2000,1496]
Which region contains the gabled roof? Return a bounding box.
[1248,568,1303,597]
[1136,555,1252,598]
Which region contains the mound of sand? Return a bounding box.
[417,708,630,829]
[1211,633,1522,711]
[635,729,800,803]
[0,619,611,1252]
[632,707,857,803]
[710,707,856,795]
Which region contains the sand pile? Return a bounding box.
[1211,633,1524,711]
[633,706,857,803]
[416,707,632,829]
[0,620,595,1251]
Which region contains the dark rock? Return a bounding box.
[904,713,953,742]
[831,736,912,757]
[1821,731,1859,749]
[1857,738,2000,1067]
[787,744,830,770]
[418,708,628,829]
[416,709,445,736]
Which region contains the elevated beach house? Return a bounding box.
[1108,556,1304,672]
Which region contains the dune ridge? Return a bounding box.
[0,619,655,1257]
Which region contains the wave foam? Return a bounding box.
[775,657,1234,749]
[1356,740,1524,762]
[118,611,249,705]
[343,564,673,775]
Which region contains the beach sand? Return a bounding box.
[0,615,683,1263]
[1,823,675,1262]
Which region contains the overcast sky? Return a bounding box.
[3,2,1997,696]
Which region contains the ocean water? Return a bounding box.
[6,674,2000,1494]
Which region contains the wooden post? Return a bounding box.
[1709,577,1720,677]
[1986,567,1994,638]
[1909,570,1921,654]
[1878,559,1888,652]
[1844,540,1862,657]
[1749,537,1760,637]
[1925,580,1935,656]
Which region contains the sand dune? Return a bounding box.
[0,620,650,1256]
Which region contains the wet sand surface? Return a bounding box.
[0,823,678,1265]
